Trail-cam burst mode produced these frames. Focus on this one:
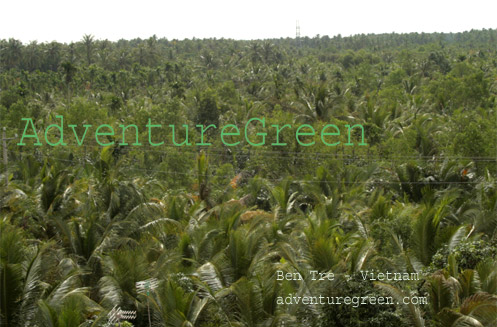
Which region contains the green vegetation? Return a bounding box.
[1,30,497,326]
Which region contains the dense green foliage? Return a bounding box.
[1,29,497,326]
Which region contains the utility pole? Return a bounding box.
[136,278,159,327]
[296,20,301,47]
[2,127,17,187]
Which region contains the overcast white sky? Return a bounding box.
[2,0,496,43]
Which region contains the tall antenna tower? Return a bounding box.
[296,20,301,47]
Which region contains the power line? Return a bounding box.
[6,127,497,160]
[14,152,492,185]
[11,144,497,161]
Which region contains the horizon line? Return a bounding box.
[2,27,496,45]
